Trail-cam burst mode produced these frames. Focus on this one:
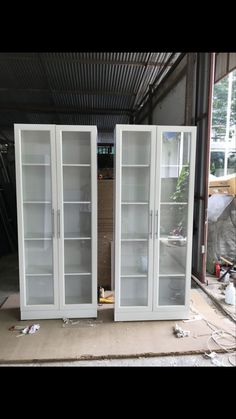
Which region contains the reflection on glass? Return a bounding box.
[24,203,52,238]
[122,131,151,165]
[161,132,191,168]
[64,240,91,273]
[26,276,54,305]
[21,131,51,164]
[62,132,91,164]
[120,277,148,306]
[25,240,53,275]
[159,277,185,305]
[159,240,186,275]
[64,203,91,237]
[121,242,148,276]
[160,204,188,237]
[121,205,148,239]
[22,166,52,202]
[65,275,92,304]
[122,167,150,202]
[63,166,91,201]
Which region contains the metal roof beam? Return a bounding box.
[0,55,174,67]
[0,87,136,96]
[0,105,131,115]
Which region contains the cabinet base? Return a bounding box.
[20,308,97,320]
[114,309,189,322]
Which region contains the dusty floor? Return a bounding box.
[0,352,235,367]
[0,252,235,367]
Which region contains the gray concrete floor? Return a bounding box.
[0,252,235,367]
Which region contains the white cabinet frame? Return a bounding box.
[114,125,196,321]
[15,124,97,320]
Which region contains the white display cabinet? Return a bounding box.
[114,125,196,321]
[15,124,97,320]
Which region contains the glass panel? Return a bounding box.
[121,204,148,240]
[21,131,51,164]
[210,151,225,177]
[26,276,54,305]
[120,278,148,306]
[24,203,52,239]
[122,167,150,202]
[64,240,91,274]
[161,132,191,202]
[161,132,191,167]
[122,131,151,165]
[22,166,52,201]
[121,242,148,276]
[62,131,91,164]
[159,240,186,275]
[227,152,236,175]
[64,203,91,238]
[159,277,185,305]
[25,240,53,275]
[63,166,91,201]
[65,275,92,304]
[160,204,188,238]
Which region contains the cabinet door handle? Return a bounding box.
[57,210,60,238]
[155,210,158,238]
[52,209,55,238]
[149,210,153,238]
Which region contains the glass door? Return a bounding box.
[116,126,156,311]
[154,127,196,309]
[18,125,58,308]
[56,126,97,309]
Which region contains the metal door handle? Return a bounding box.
[149,210,153,238]
[57,210,60,238]
[155,210,158,238]
[52,209,55,238]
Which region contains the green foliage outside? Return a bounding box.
[170,165,189,236]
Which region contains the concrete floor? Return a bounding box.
[0,252,235,367]
[0,353,235,366]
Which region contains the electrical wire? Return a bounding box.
[189,302,236,366]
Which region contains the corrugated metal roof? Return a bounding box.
[0,52,181,139]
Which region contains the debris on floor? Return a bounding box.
[99,295,114,304]
[62,318,103,328]
[183,314,202,322]
[173,323,190,338]
[9,324,40,336]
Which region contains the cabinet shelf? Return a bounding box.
[24,201,51,204]
[63,164,90,167]
[64,201,91,204]
[26,268,53,276]
[25,235,52,240]
[122,164,150,168]
[122,202,149,205]
[121,267,147,276]
[161,164,189,168]
[160,202,188,205]
[22,163,50,166]
[64,234,91,240]
[65,272,91,276]
[64,270,92,275]
[121,274,147,278]
[121,233,149,240]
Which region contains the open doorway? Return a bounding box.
[205,69,236,315]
